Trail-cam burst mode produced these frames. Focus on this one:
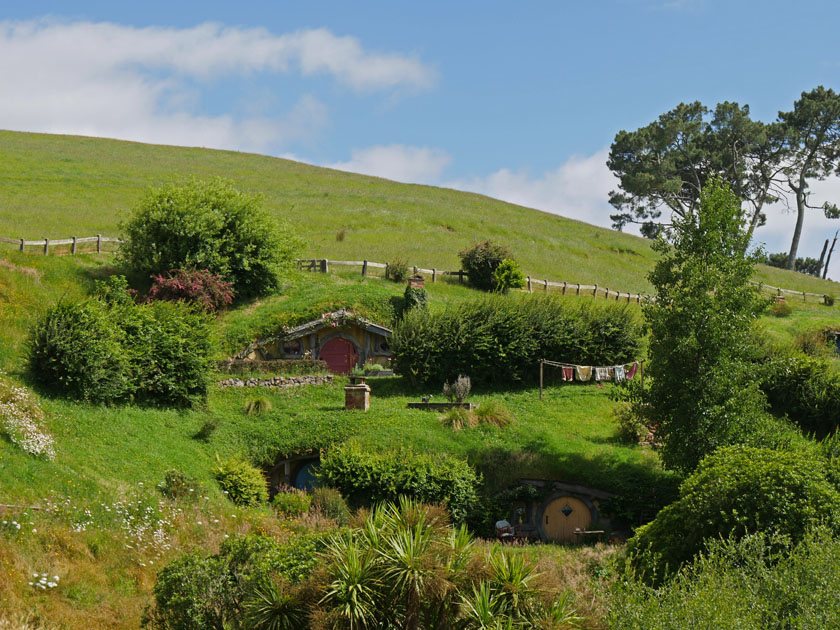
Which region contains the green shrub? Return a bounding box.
[758,350,840,436]
[793,328,834,358]
[317,441,480,523]
[393,294,642,385]
[386,258,409,283]
[119,178,301,299]
[626,446,840,582]
[458,240,513,291]
[158,469,202,502]
[213,457,268,506]
[613,402,649,444]
[310,487,351,525]
[27,285,212,407]
[120,300,213,407]
[26,300,131,403]
[145,534,324,629]
[244,397,273,416]
[609,527,840,630]
[492,258,526,294]
[272,490,311,517]
[402,285,427,313]
[825,294,836,306]
[193,417,221,441]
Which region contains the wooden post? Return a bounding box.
[322,259,329,273]
[593,284,598,298]
[19,237,24,253]
[803,291,806,302]
[626,293,631,303]
[459,270,464,284]
[562,282,567,295]
[527,276,532,293]
[71,236,77,255]
[539,360,544,400]
[544,279,548,292]
[385,262,389,280]
[615,291,620,301]
[43,238,49,255]
[640,360,645,388]
[605,288,609,299]
[413,266,418,275]
[96,234,102,253]
[576,283,580,296]
[432,268,436,283]
[362,260,368,277]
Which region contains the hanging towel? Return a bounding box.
[595,367,613,382]
[614,365,626,383]
[626,362,639,380]
[575,365,592,382]
[561,366,574,382]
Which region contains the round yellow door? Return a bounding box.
[542,496,591,542]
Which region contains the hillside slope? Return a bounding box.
[4,129,838,296]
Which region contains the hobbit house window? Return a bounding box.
[283,340,302,356]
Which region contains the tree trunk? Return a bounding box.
[787,187,807,269]
[817,239,829,277]
[823,231,839,279]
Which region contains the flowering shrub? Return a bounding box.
[0,373,55,459]
[147,268,234,312]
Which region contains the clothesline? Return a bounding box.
[538,359,645,399]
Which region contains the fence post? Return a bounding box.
[539,360,544,400]
[562,281,567,295]
[19,237,24,253]
[362,260,368,277]
[385,262,389,280]
[432,268,436,283]
[459,270,464,284]
[413,266,418,275]
[96,234,102,253]
[71,236,77,255]
[593,284,598,298]
[576,283,580,296]
[803,291,806,302]
[321,259,329,273]
[43,238,49,255]
[544,279,548,292]
[526,276,531,293]
[605,288,609,299]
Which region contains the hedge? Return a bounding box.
[392,293,642,385]
[316,441,480,524]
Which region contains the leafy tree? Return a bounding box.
[119,178,301,299]
[778,86,840,268]
[458,240,513,291]
[492,258,525,294]
[608,102,785,238]
[644,178,768,472]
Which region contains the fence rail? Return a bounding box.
[0,234,121,255]
[299,257,837,305]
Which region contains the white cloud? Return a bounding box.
[0,19,434,152]
[445,149,622,230]
[326,145,452,184]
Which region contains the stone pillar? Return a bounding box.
[345,384,370,411]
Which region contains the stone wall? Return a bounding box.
[217,375,334,389]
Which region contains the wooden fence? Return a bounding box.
[0,235,121,255]
[299,258,836,305]
[298,258,650,303]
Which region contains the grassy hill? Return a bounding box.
[3,129,840,297]
[0,130,837,628]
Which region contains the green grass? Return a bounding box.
[4,129,840,299]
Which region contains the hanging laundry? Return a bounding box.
[614,365,626,383]
[575,365,592,382]
[626,362,639,380]
[594,366,613,382]
[561,366,574,382]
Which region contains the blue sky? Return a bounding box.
[3,1,840,267]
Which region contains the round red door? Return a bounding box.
[319,338,359,374]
